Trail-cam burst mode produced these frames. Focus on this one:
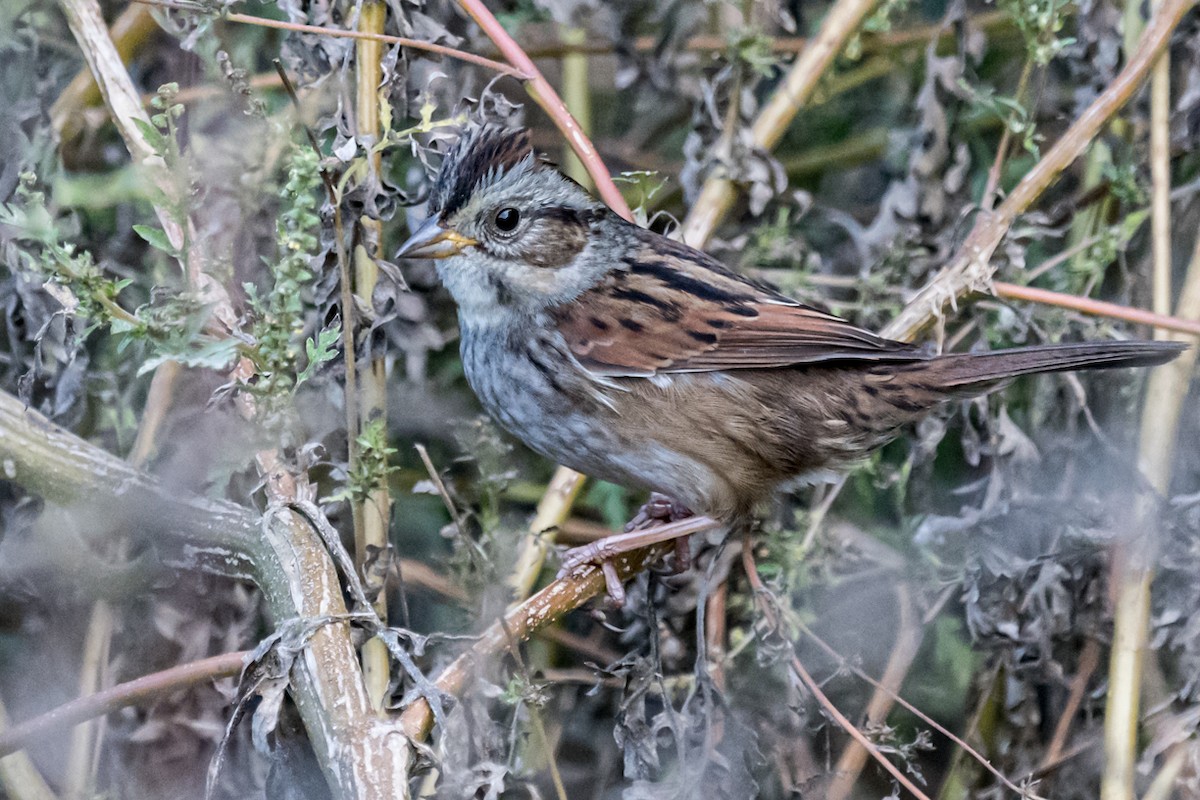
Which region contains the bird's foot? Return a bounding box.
[558,495,696,606]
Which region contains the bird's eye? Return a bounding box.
[493,207,520,233]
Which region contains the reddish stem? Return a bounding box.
[220,11,524,77]
[454,0,633,221]
[0,652,247,757]
[995,281,1200,337]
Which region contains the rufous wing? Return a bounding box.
[553,236,921,377]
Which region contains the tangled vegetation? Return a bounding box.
[1,0,1199,797]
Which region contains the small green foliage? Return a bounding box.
[998,0,1075,65]
[245,144,323,411]
[725,28,777,78]
[297,325,341,386]
[2,173,145,334]
[339,418,399,504]
[960,80,1042,157]
[614,171,669,228]
[135,84,192,226]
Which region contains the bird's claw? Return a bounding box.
[557,495,697,606]
[557,539,628,606]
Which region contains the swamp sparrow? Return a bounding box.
[398,125,1183,601]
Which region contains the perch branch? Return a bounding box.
[399,541,681,740]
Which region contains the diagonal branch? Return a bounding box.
[882,0,1195,341]
[678,0,881,247]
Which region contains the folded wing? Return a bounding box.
[553,233,923,377]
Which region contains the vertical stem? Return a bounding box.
[1148,11,1172,332]
[354,0,392,711]
[559,26,592,190]
[0,700,58,800]
[1102,226,1200,800]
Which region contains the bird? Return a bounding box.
[397,124,1184,603]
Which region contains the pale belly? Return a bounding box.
[459,330,722,513]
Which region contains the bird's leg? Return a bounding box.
[558,494,700,605]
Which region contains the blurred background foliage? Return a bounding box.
[1,0,1199,796]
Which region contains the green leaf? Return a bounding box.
[131,118,167,154]
[133,225,179,258]
[296,324,341,385]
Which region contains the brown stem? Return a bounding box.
[790,655,933,800]
[993,282,1200,336]
[1041,638,1101,770]
[0,653,247,757]
[826,584,924,800]
[980,58,1034,212]
[740,541,931,799]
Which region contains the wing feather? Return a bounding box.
[554,231,922,377]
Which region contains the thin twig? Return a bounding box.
[199,8,523,76]
[1041,638,1101,770]
[826,583,926,800]
[0,653,247,758]
[789,655,933,800]
[740,541,931,800]
[414,444,467,536]
[453,0,631,218]
[980,58,1035,212]
[801,617,1046,799]
[993,282,1200,336]
[500,622,568,800]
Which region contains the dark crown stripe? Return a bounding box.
[433,125,534,217]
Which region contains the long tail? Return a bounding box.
[917,340,1186,392]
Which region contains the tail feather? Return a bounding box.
[921,340,1186,391]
